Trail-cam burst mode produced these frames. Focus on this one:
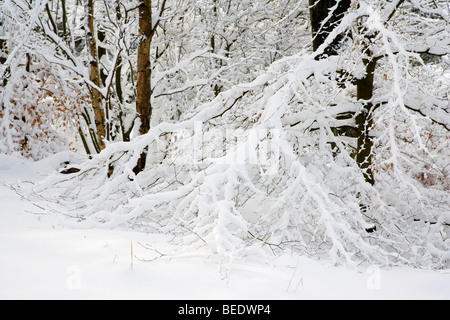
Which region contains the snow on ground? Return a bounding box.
[0,155,449,300]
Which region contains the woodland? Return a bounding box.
[0,0,449,269]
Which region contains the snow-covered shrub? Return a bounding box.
[0,54,87,160]
[0,1,84,160]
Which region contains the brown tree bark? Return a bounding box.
[136,0,153,138]
[133,0,167,175]
[84,0,106,152]
[355,56,376,185]
[133,0,153,175]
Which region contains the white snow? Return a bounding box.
[0,156,449,300]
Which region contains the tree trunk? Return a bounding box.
[0,15,9,88]
[210,0,223,97]
[309,0,376,185]
[84,0,106,152]
[309,0,351,58]
[115,1,124,105]
[61,0,68,41]
[308,0,356,137]
[356,56,376,185]
[133,0,153,175]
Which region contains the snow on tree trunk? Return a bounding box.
[84,0,106,152]
[134,0,153,175]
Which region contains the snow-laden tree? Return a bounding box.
[1,0,308,159]
[4,0,450,268]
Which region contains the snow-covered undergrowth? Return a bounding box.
[2,153,450,300]
[2,1,449,271]
[18,45,450,270]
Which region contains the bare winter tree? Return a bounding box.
[307,0,449,185]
